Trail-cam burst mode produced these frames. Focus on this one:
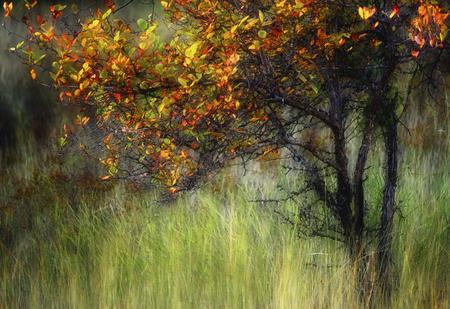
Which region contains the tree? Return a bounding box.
[3,0,449,299]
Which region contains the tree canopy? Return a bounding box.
[3,0,447,189]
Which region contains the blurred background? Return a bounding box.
[0,0,162,163]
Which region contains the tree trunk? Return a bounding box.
[333,127,353,240]
[352,120,374,252]
[349,119,375,303]
[377,114,398,299]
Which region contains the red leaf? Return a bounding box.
[104,0,116,10]
[389,4,400,19]
[113,93,121,102]
[36,14,43,26]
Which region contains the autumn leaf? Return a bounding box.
[25,0,38,10]
[3,2,12,17]
[418,5,427,16]
[389,4,399,19]
[104,0,115,10]
[185,41,201,59]
[49,4,66,19]
[358,6,376,20]
[160,149,170,159]
[161,1,169,10]
[102,8,112,20]
[63,124,71,135]
[75,115,90,126]
[36,14,43,25]
[113,93,121,102]
[258,10,264,23]
[30,68,37,80]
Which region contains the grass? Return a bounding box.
[0,140,448,308]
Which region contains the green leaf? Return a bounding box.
[298,73,307,83]
[59,136,67,147]
[100,70,108,79]
[54,4,67,11]
[155,63,164,73]
[311,82,320,94]
[34,54,47,64]
[258,30,267,39]
[137,18,148,31]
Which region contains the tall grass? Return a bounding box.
[0,142,448,308]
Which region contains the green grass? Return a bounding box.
[0,143,448,308]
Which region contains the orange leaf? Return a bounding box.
[418,5,427,16]
[411,50,420,58]
[160,150,170,159]
[30,68,37,80]
[63,124,71,135]
[3,2,12,17]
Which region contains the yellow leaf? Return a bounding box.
[358,6,376,20]
[238,15,250,27]
[102,8,112,20]
[258,10,264,23]
[161,1,169,9]
[244,18,259,30]
[114,31,120,42]
[139,42,148,50]
[158,102,166,114]
[178,76,188,87]
[82,62,90,71]
[223,31,234,40]
[185,41,201,59]
[88,19,100,29]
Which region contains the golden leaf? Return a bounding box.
[358,6,376,20]
[30,69,37,80]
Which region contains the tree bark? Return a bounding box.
[333,127,353,241]
[352,120,374,254]
[348,118,376,304]
[377,113,398,299]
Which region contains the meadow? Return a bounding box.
[0,134,448,308]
